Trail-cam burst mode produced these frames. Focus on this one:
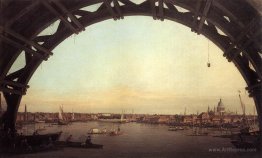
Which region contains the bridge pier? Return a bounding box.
[252,88,262,151]
[0,93,21,134]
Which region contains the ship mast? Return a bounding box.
[24,104,27,122]
[238,91,248,126]
[238,93,246,116]
[59,105,64,121]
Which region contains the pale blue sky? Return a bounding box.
[9,16,255,114]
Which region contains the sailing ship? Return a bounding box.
[57,105,69,125]
[71,111,75,122]
[119,110,127,123]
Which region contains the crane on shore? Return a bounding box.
[238,91,248,126]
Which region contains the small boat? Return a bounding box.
[231,129,260,149]
[35,120,46,123]
[108,126,123,136]
[168,126,184,131]
[88,128,100,134]
[55,141,103,149]
[68,142,103,149]
[108,130,123,136]
[88,128,107,134]
[187,133,209,136]
[16,131,62,146]
[213,134,233,138]
[187,130,209,136]
[231,140,259,149]
[36,127,46,132]
[0,144,62,155]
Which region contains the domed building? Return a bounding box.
[216,98,225,115]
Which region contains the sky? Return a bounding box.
[4,16,256,115]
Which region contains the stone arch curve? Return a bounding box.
[0,1,261,142]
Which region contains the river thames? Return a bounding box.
[5,122,260,158]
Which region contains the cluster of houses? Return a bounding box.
[14,98,257,126]
[16,112,99,123]
[132,99,256,126]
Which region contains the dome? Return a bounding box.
[217,98,225,113]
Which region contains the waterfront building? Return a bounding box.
[182,115,197,124]
[196,112,210,124]
[158,115,170,124]
[210,115,222,125]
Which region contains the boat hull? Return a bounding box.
[56,141,103,149]
[16,131,62,146]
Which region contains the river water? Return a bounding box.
[4,122,261,158]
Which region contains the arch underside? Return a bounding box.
[0,0,261,134]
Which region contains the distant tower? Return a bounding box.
[184,107,187,115]
[207,106,210,113]
[217,98,225,115]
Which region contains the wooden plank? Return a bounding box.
[158,0,164,21]
[0,26,53,56]
[113,0,123,19]
[103,0,118,20]
[0,34,48,60]
[165,2,178,12]
[230,29,262,61]
[150,0,157,20]
[1,80,29,88]
[212,1,244,28]
[119,0,136,6]
[41,1,79,34]
[51,0,85,31]
[5,68,25,80]
[197,0,212,33]
[5,1,39,27]
[191,0,202,32]
[246,82,262,91]
[224,18,259,57]
[34,35,52,43]
[0,87,25,95]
